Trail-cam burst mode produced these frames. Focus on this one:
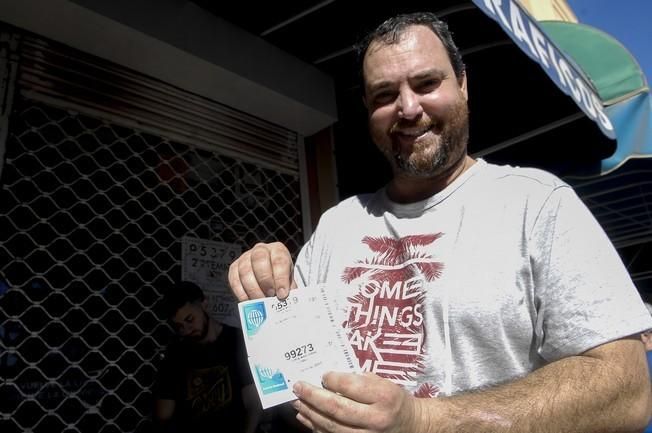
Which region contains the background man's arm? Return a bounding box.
[293,337,651,433]
[153,399,176,432]
[242,384,262,433]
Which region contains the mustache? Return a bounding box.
[389,118,438,134]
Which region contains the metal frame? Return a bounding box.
[0,31,19,181]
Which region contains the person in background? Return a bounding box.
[228,11,652,433]
[152,281,261,433]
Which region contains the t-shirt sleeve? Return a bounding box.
[153,346,180,400]
[530,186,652,361]
[294,201,344,288]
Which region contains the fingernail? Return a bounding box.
[291,400,300,411]
[277,287,288,299]
[292,382,301,396]
[265,289,275,297]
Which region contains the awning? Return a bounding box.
[472,0,651,175]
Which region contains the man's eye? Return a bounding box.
[373,92,395,105]
[417,79,440,93]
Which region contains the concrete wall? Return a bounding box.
[0,0,337,135]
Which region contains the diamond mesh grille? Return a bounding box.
[0,97,304,432]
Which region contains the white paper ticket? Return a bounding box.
[238,286,359,408]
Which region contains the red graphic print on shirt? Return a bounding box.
[341,234,444,396]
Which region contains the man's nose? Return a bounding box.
[397,88,423,119]
[178,323,192,335]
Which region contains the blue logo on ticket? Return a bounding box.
[243,302,267,336]
[255,365,288,394]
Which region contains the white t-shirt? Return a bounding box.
[295,159,651,396]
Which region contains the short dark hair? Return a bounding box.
[356,12,466,85]
[161,281,205,319]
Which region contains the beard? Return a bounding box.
[374,98,469,178]
[186,311,210,342]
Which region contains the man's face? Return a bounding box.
[171,301,210,343]
[363,25,469,178]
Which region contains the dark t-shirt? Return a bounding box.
[155,324,253,433]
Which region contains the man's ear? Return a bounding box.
[459,72,468,101]
[642,331,652,351]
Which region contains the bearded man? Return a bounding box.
[153,281,261,433]
[228,12,652,433]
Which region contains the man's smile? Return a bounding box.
[394,123,434,137]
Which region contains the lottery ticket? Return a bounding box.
[238,286,358,408]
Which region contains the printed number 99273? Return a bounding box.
[284,343,314,360]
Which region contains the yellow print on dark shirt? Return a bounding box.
[186,365,233,417]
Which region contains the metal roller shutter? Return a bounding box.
[0,29,304,433]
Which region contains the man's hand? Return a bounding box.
[291,372,428,433]
[228,242,297,301]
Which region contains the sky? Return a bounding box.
[567,0,652,84]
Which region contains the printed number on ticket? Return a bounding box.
[238,286,358,408]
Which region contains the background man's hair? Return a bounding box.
[161,281,205,318]
[355,11,466,87]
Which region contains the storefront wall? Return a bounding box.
[0,2,337,431]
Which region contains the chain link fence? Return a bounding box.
[0,97,304,432]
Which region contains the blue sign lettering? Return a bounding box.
[472,0,614,136]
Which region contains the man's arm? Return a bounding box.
[439,337,651,432]
[152,346,180,433]
[153,399,176,432]
[291,337,652,433]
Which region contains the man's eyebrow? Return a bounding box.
[366,81,395,94]
[367,68,448,93]
[410,68,446,80]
